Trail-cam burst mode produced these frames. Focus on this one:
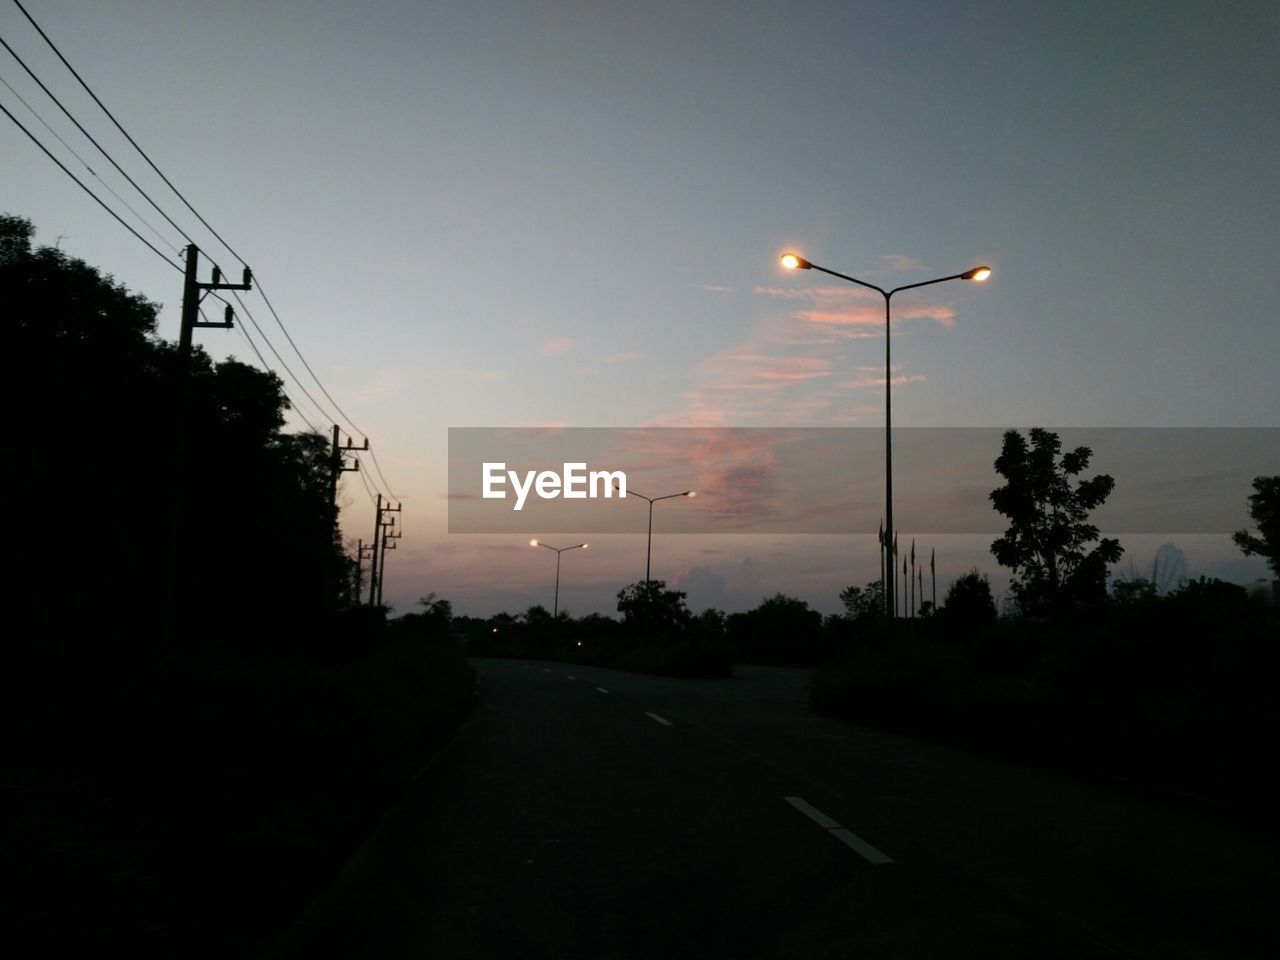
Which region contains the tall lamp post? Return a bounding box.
[530,539,587,619]
[780,253,990,618]
[618,484,696,584]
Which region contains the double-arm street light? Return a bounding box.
[780,253,990,618]
[530,539,588,619]
[618,483,696,584]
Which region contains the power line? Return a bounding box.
[249,282,401,501]
[0,68,181,256]
[217,308,323,435]
[0,32,197,250]
[0,98,181,271]
[355,458,380,508]
[225,289,370,457]
[8,0,401,500]
[10,0,249,269]
[255,279,363,431]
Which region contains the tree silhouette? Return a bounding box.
[838,580,884,623]
[989,428,1122,615]
[940,569,997,626]
[616,580,690,633]
[2,212,347,650]
[1233,476,1280,577]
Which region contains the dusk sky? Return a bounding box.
[4,1,1277,617]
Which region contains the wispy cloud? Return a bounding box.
[755,283,957,328]
[881,254,925,272]
[839,373,927,389]
[536,336,575,357]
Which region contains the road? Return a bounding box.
[271,659,1278,959]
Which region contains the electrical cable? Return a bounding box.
[1,98,181,270]
[0,67,181,256]
[11,0,248,268]
[0,32,197,250]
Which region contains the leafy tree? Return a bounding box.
[940,569,997,626]
[726,594,823,665]
[989,428,1122,615]
[1111,576,1158,605]
[523,604,554,625]
[1167,576,1249,615]
[839,580,884,623]
[616,580,690,633]
[1233,476,1280,577]
[2,213,346,649]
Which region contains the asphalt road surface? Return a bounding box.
[272,659,1278,959]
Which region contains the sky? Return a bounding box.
[3,0,1277,617]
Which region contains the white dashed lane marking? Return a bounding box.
[783,796,893,865]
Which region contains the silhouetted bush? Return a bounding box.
[726,593,825,665]
[940,569,998,629]
[811,583,1280,805]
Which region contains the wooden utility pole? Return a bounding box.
[328,425,367,509]
[353,538,373,601]
[368,495,383,606]
[377,528,400,607]
[165,245,251,635]
[367,495,400,606]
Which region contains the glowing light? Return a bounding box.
[963,266,992,282]
[530,539,539,547]
[687,490,696,498]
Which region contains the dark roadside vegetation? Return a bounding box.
[468,570,1279,809]
[809,431,1280,809]
[813,574,1280,808]
[1,215,475,959]
[469,427,1280,812]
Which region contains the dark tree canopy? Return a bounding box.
[616,580,690,633]
[839,580,884,623]
[989,428,1122,615]
[2,213,349,653]
[941,569,997,626]
[1233,476,1280,577]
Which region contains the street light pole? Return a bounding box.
[618,484,696,583]
[530,539,587,618]
[780,253,990,618]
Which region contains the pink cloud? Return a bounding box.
[797,303,955,328]
[536,336,575,357]
[757,283,957,329]
[881,254,925,272]
[840,373,927,389]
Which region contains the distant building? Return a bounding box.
[1245,579,1278,607]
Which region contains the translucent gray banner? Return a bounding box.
[447,427,1278,535]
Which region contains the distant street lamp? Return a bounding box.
[617,483,696,584]
[780,252,990,618]
[530,539,588,619]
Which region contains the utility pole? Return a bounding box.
[377,528,401,607]
[329,425,367,510]
[367,495,400,607]
[368,495,383,606]
[179,244,251,360]
[165,245,252,636]
[353,538,372,602]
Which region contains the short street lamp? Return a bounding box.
[530,539,587,619]
[780,252,990,618]
[618,483,695,584]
